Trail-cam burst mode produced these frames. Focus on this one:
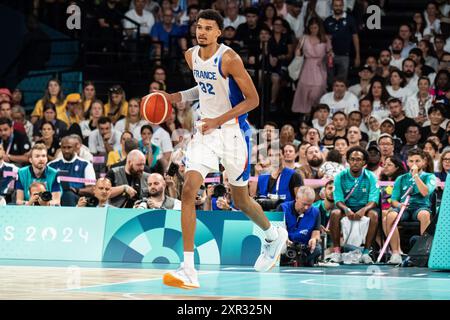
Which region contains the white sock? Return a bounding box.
[264,225,278,242]
[184,252,195,270]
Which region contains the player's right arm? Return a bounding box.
[158,49,199,104]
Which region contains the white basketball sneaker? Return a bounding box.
[163,264,200,289]
[254,227,288,272]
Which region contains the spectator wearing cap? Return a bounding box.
[421,104,446,143]
[104,85,128,124]
[400,123,422,161]
[60,93,84,127]
[221,26,241,53]
[0,117,31,166]
[387,97,416,144]
[285,0,307,39]
[324,0,360,83]
[319,78,359,116]
[386,69,413,105]
[378,118,402,151]
[349,64,374,98]
[390,36,405,70]
[0,88,12,103]
[223,0,246,29]
[31,79,65,125]
[347,110,369,142]
[235,7,262,50]
[366,144,382,178]
[404,76,433,125]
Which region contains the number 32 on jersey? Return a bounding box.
[199,82,215,95]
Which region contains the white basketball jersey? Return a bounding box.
[191,44,248,125]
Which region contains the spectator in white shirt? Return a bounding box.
[285,0,307,39]
[402,58,420,93]
[123,0,156,38]
[390,36,405,70]
[404,76,434,125]
[114,98,149,141]
[386,69,413,104]
[311,103,332,138]
[88,117,122,155]
[364,77,392,120]
[223,0,246,29]
[424,2,441,35]
[151,125,173,163]
[319,78,359,116]
[349,64,374,98]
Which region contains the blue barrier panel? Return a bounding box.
[429,174,450,270]
[102,209,284,265]
[0,206,107,261]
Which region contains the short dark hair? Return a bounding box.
[333,136,349,145]
[264,121,278,129]
[98,116,112,126]
[326,149,342,163]
[124,138,139,154]
[402,58,416,68]
[197,9,224,30]
[428,103,445,116]
[346,146,369,162]
[244,6,259,16]
[141,124,153,134]
[333,77,348,87]
[409,47,423,58]
[423,140,438,152]
[43,101,57,113]
[332,111,347,119]
[418,76,431,86]
[407,148,425,159]
[387,97,402,105]
[315,103,330,113]
[282,142,297,153]
[0,117,12,127]
[40,120,56,132]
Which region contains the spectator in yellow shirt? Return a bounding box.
[31,79,66,124]
[104,85,128,124]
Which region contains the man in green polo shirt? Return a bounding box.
[384,148,436,264]
[313,179,336,232]
[16,143,61,206]
[328,146,380,264]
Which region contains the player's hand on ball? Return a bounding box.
[200,118,220,134]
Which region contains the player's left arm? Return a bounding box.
[201,50,259,133]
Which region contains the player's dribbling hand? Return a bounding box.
[199,118,220,134]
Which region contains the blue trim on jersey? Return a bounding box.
[218,55,224,78]
[235,121,251,182]
[228,75,248,123]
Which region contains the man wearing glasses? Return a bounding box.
[327,146,380,264]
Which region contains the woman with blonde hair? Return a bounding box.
[31,78,65,124]
[114,97,148,141]
[104,85,128,124]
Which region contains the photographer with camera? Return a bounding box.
[16,143,61,206]
[106,150,150,208]
[204,171,235,211]
[77,178,113,208]
[26,182,52,206]
[134,173,181,210]
[278,186,322,267]
[256,146,303,211]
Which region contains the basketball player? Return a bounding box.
[159,9,288,289]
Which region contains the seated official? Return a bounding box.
[77,177,114,208]
[257,147,302,208]
[277,186,322,267]
[25,182,52,206]
[384,148,436,265]
[328,146,380,264]
[134,173,181,210]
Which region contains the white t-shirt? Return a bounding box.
[405,74,419,94]
[390,56,404,70]
[114,119,149,141]
[404,94,433,119]
[319,91,359,116]
[151,126,174,154]
[285,9,306,39]
[372,100,390,120]
[88,129,122,154]
[223,15,246,29]
[386,86,413,104]
[123,9,155,36]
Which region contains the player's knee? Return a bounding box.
[330,210,341,220]
[367,210,378,222]
[417,210,430,221]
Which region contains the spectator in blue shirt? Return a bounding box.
[328,146,380,264]
[278,186,322,267]
[150,8,186,59]
[324,0,360,83]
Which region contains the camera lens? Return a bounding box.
[39,191,53,202]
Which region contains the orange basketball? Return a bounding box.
[141,92,172,125]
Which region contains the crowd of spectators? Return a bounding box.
[2,0,450,265]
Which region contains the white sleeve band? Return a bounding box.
[180,87,200,102]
